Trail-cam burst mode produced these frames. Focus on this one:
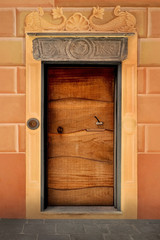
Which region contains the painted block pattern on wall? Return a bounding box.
[0,9,16,36]
[17,67,26,93]
[0,20,26,217]
[0,38,25,66]
[0,154,25,218]
[137,66,160,218]
[0,0,160,219]
[54,0,160,7]
[139,39,160,66]
[0,0,53,7]
[138,154,160,219]
[137,68,146,94]
[137,125,145,152]
[146,68,160,93]
[19,125,26,152]
[148,8,160,37]
[0,67,16,93]
[0,125,18,152]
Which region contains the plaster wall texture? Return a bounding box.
[0,0,160,219]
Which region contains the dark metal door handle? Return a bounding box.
[94,116,104,126]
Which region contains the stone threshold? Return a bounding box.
[41,206,122,215]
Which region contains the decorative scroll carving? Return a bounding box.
[33,37,128,61]
[89,6,136,32]
[25,6,136,32]
[25,7,66,31]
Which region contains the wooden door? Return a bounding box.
[47,66,115,206]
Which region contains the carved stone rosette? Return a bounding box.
[25,6,136,33]
[33,37,128,61]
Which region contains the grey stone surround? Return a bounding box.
[33,37,128,62]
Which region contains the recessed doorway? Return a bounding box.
[42,64,121,209]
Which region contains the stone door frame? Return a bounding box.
[26,32,137,219]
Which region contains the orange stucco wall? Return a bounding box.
[0,0,160,219]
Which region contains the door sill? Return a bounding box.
[42,206,122,215]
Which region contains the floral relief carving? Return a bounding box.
[66,13,90,31]
[66,39,94,59]
[25,6,136,32]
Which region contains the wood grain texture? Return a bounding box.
[48,157,113,189]
[48,130,113,161]
[48,99,114,133]
[48,67,115,102]
[48,187,113,206]
[47,66,115,206]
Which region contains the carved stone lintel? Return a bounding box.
[33,37,128,62]
[25,6,136,33]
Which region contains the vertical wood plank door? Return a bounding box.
[47,66,115,206]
